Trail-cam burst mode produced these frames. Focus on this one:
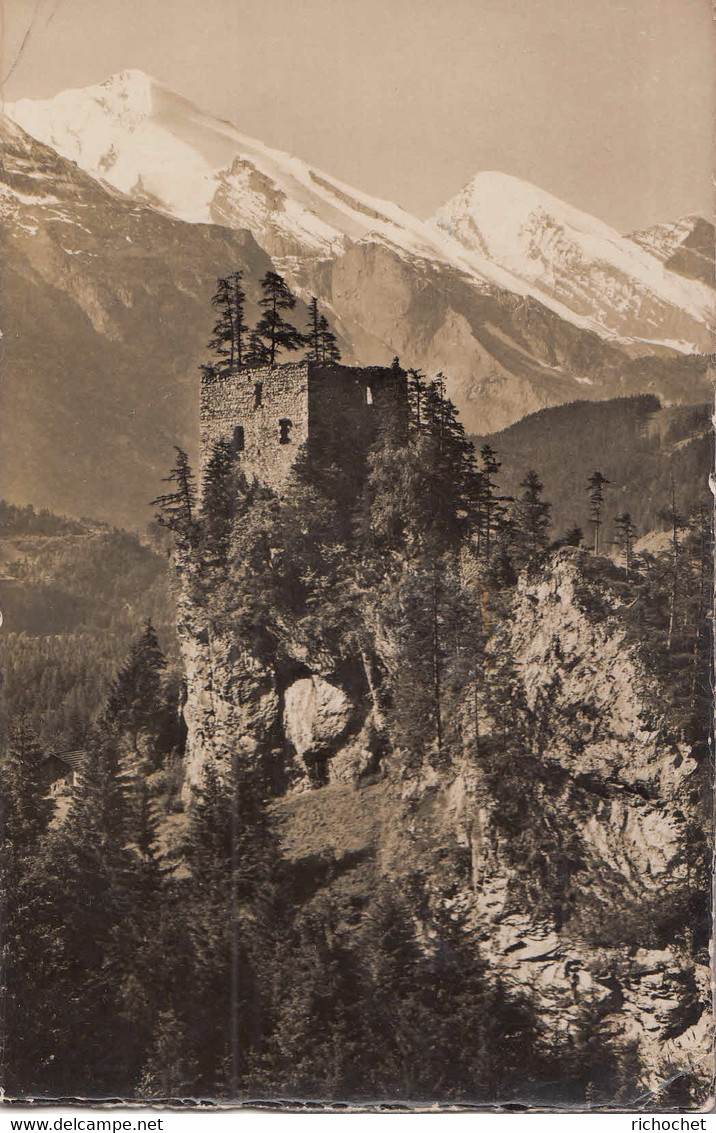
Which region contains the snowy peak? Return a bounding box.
[5,74,460,263]
[432,172,714,351]
[6,74,714,356]
[90,69,157,113]
[629,215,714,287]
[10,70,160,144]
[435,170,639,263]
[6,71,235,221]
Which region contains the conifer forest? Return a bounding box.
[1,255,713,1109]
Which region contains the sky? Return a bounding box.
[0,0,713,231]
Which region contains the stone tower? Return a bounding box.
[200,360,407,491]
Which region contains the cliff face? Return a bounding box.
[177,565,381,798]
[389,550,711,1094]
[292,241,713,437]
[178,547,712,1097]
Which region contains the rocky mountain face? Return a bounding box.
[447,552,710,1094]
[432,173,713,352]
[0,114,284,526]
[629,215,715,288]
[176,560,380,800]
[176,545,711,1097]
[6,72,713,489]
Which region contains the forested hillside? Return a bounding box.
[473,395,711,538]
[3,365,709,1105]
[0,504,176,748]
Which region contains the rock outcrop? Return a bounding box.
[178,570,378,797]
[381,549,711,1096]
[178,543,712,1098]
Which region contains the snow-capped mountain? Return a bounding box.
[0,113,275,525]
[628,215,714,287]
[8,71,714,354]
[6,70,454,262]
[2,78,713,526]
[432,172,713,352]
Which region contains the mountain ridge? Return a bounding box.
[432,171,713,351]
[0,112,276,526]
[8,70,714,354]
[1,80,713,527]
[628,214,715,287]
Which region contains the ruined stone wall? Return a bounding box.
[200,361,409,493]
[307,364,408,464]
[200,361,310,491]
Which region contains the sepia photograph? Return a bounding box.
[0,0,713,1111]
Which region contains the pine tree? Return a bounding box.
[253,271,304,365]
[65,730,129,853]
[200,439,240,568]
[379,549,482,767]
[305,297,321,361]
[185,758,233,892]
[130,777,160,862]
[406,368,425,431]
[317,314,341,362]
[244,329,271,366]
[478,444,509,560]
[587,471,611,554]
[208,271,247,373]
[360,377,484,564]
[614,513,637,575]
[659,478,691,652]
[513,470,551,567]
[151,448,198,547]
[108,771,170,1085]
[421,376,481,544]
[302,297,341,363]
[1,720,54,852]
[104,620,171,766]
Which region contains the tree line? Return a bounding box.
[202,270,340,377]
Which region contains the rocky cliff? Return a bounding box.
[177,556,383,799]
[390,550,712,1097]
[178,545,712,1100]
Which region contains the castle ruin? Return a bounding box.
[200,360,408,491]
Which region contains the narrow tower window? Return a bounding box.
[232,425,245,452]
[254,382,263,408]
[365,385,373,405]
[279,418,292,445]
